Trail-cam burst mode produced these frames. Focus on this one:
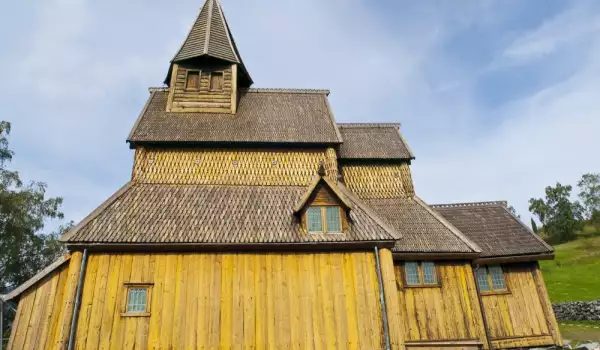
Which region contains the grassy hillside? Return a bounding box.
[540,235,600,302]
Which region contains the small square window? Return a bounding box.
[210,72,224,90]
[403,261,439,287]
[476,265,508,294]
[123,283,152,316]
[307,206,342,233]
[186,70,200,89]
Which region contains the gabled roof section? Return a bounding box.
[361,196,481,254]
[293,173,353,213]
[2,254,71,302]
[432,201,554,258]
[338,123,414,160]
[61,182,399,245]
[128,89,342,145]
[171,0,252,85]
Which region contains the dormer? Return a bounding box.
[294,167,353,234]
[164,0,252,114]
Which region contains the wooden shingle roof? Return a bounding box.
[432,201,553,258]
[362,197,481,254]
[337,124,414,160]
[61,182,399,246]
[128,89,342,145]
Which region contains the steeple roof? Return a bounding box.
[170,0,252,85]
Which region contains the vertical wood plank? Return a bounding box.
[53,251,83,349]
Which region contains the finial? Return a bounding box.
[317,162,326,177]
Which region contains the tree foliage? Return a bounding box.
[577,173,600,220]
[0,121,68,339]
[529,183,584,243]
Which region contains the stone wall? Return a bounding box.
[552,300,600,321]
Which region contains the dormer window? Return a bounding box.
[210,72,224,90]
[186,70,200,90]
[307,206,342,233]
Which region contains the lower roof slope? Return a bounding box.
[362,197,480,254]
[62,182,398,245]
[337,123,414,160]
[432,201,553,258]
[128,89,342,145]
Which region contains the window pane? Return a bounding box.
[325,207,341,232]
[307,207,323,232]
[127,288,148,313]
[186,71,199,89]
[422,262,437,284]
[405,262,421,285]
[489,265,506,290]
[476,267,491,292]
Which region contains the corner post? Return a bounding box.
[376,248,405,349]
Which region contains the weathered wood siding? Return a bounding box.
[480,263,561,349]
[393,261,488,349]
[168,62,234,113]
[7,253,83,350]
[74,252,385,349]
[132,147,339,185]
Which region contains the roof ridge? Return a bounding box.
[242,88,330,95]
[337,123,400,128]
[431,201,508,209]
[413,196,482,253]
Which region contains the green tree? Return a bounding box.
[529,183,584,243]
[577,173,600,220]
[0,121,68,340]
[530,218,539,235]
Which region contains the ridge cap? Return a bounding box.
[431,201,508,209]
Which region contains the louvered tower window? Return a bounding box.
[185,70,200,89]
[210,72,224,90]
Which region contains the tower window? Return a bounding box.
[403,261,439,287]
[307,206,342,233]
[210,72,224,90]
[186,70,200,89]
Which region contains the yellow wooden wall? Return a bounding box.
[480,263,561,349]
[74,252,385,349]
[393,261,488,348]
[132,147,339,186]
[7,252,84,350]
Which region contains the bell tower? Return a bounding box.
[164,0,252,114]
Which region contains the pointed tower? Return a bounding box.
[165,0,252,114]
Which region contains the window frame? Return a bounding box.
[209,71,224,91]
[121,282,153,317]
[185,70,201,90]
[401,261,441,288]
[476,265,510,296]
[306,205,343,234]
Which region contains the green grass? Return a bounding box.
[539,235,600,302]
[558,320,600,343]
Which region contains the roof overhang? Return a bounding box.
[473,252,555,265]
[392,252,481,261]
[66,240,397,253]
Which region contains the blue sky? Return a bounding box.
[0,0,599,232]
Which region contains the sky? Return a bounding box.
[0,0,599,233]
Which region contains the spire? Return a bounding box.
[168,0,252,86]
